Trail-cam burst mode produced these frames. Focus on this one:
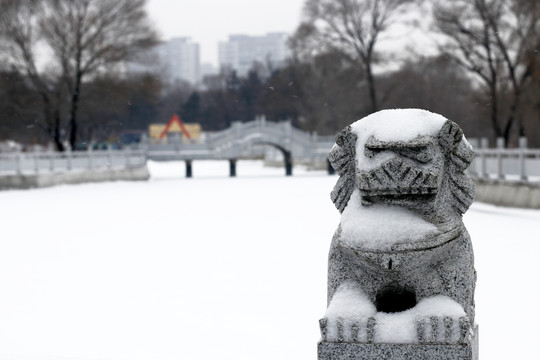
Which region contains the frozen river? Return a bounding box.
[0,160,538,360]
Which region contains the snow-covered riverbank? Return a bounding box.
[0,160,537,360]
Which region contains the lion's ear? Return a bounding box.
[438,120,475,215]
[329,126,358,213]
[438,120,465,152]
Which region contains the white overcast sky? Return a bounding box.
[145,0,306,66]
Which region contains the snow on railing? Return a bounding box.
[0,147,146,176]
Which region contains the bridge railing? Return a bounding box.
[0,119,339,175]
[469,148,540,182]
[239,120,263,133]
[0,148,147,176]
[144,119,338,162]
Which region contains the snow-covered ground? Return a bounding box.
[0,160,538,360]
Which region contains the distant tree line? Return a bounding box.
[182,52,485,140]
[0,0,157,150]
[1,0,540,149]
[288,0,540,147]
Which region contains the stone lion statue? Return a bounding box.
[319,109,477,347]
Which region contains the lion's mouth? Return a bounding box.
[356,157,439,206]
[360,189,437,206]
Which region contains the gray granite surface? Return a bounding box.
[319,326,478,360]
[320,110,478,359]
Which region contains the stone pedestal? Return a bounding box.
[318,327,478,360]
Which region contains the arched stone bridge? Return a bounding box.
[145,118,336,176]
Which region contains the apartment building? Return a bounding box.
[218,33,290,77]
[128,37,200,85]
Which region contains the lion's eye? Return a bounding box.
[364,135,433,164]
[411,148,432,163]
[364,147,379,158]
[396,147,432,163]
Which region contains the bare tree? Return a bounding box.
[434,0,540,146]
[0,69,45,144]
[0,0,66,149]
[293,0,413,113]
[0,0,158,150]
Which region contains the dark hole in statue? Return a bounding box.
[375,286,417,313]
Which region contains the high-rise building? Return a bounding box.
[218,33,290,77]
[127,37,200,85]
[158,37,200,85]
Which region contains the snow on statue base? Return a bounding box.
[319,109,478,360]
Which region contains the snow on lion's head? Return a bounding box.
[328,109,475,223]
